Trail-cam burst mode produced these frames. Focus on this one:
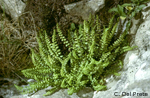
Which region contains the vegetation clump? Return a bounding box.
[15,14,135,96]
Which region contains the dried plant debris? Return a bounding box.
[0,17,37,78]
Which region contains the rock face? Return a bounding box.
[1,1,150,98]
[93,3,150,98]
[0,0,26,20]
[10,86,94,98]
[64,0,105,20]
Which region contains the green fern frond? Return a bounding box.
[44,87,60,96]
[57,24,70,49]
[31,49,45,68]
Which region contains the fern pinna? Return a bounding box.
[15,15,135,96]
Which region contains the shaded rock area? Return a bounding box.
[64,0,105,20]
[0,78,25,98]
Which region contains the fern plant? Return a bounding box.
[15,14,136,96]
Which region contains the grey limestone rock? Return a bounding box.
[0,0,26,20]
[93,2,150,98]
[64,0,105,20]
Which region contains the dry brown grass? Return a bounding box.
[0,12,38,78]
